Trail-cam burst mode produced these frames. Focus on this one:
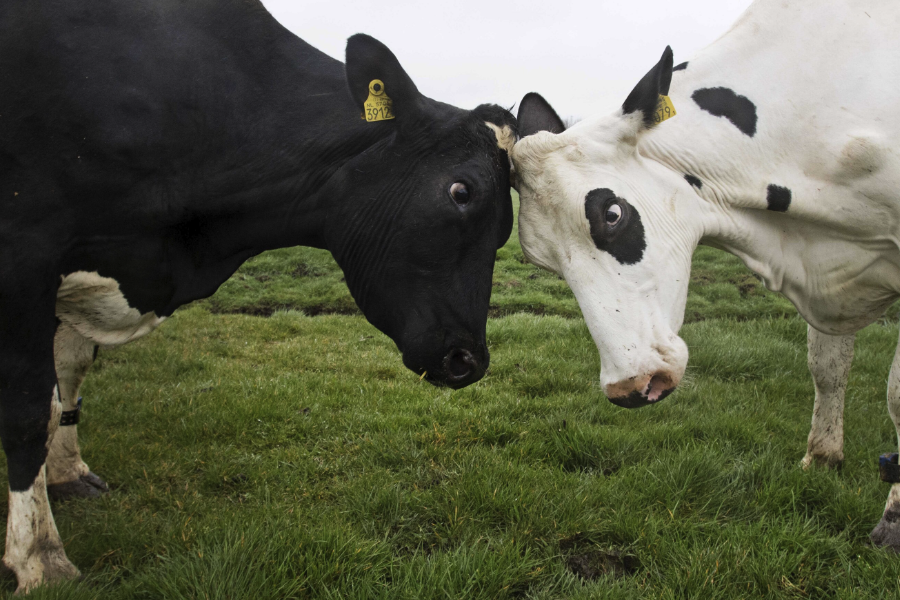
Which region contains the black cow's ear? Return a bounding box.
[517,93,566,137]
[345,34,424,120]
[622,46,674,128]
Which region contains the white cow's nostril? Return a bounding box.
[606,370,679,408]
[646,373,676,402]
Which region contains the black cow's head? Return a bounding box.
[325,35,515,389]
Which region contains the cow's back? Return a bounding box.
[0,0,362,318]
[0,0,347,225]
[646,0,900,233]
[632,0,900,332]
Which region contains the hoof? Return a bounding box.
[4,550,80,595]
[870,506,900,552]
[47,472,109,502]
[800,452,843,471]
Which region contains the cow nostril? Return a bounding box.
[445,348,475,380]
[607,371,678,408]
[646,373,676,402]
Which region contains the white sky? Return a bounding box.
[262,0,752,121]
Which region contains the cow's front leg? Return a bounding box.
[871,333,900,551]
[0,317,80,591]
[46,324,108,500]
[801,326,854,470]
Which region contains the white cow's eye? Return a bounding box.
[449,182,470,206]
[605,203,622,225]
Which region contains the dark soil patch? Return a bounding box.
[738,282,756,296]
[565,549,639,581]
[731,274,762,297]
[209,303,360,317]
[292,264,327,278]
[214,304,281,317]
[488,305,550,318]
[559,456,620,476]
[492,279,523,289]
[213,302,578,319]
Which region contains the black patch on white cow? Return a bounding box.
[673,62,688,72]
[684,174,702,189]
[691,87,757,137]
[766,184,791,212]
[584,189,646,265]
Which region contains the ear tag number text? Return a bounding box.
[654,95,676,124]
[362,79,395,122]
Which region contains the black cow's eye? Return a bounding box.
[449,182,470,206]
[605,203,622,225]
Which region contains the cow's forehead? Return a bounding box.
[516,143,621,206]
[417,104,516,161]
[516,119,663,213]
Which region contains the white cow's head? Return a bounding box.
[512,48,704,408]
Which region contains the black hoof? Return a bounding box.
[870,506,900,552]
[47,472,110,501]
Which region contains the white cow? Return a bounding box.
[511,0,900,548]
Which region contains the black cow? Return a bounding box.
[0,0,516,591]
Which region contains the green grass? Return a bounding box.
[5,194,900,598]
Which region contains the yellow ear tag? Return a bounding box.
[362,79,395,122]
[654,95,676,124]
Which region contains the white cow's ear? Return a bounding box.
[345,34,425,122]
[622,46,674,129]
[517,93,566,138]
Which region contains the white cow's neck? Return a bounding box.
[627,0,900,334]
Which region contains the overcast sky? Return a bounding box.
[261,0,752,121]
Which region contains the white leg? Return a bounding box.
[45,324,108,499]
[801,326,855,470]
[871,332,900,550]
[3,387,79,592]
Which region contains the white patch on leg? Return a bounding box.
[45,426,88,486]
[801,327,853,469]
[50,272,161,491]
[4,470,79,593]
[56,271,164,347]
[47,325,94,486]
[3,388,78,592]
[886,484,900,510]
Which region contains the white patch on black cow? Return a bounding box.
[3,387,79,593]
[57,271,165,347]
[485,122,515,154]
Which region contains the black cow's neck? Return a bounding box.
[59,2,395,315]
[182,26,387,257]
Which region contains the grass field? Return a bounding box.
[6,194,900,598]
